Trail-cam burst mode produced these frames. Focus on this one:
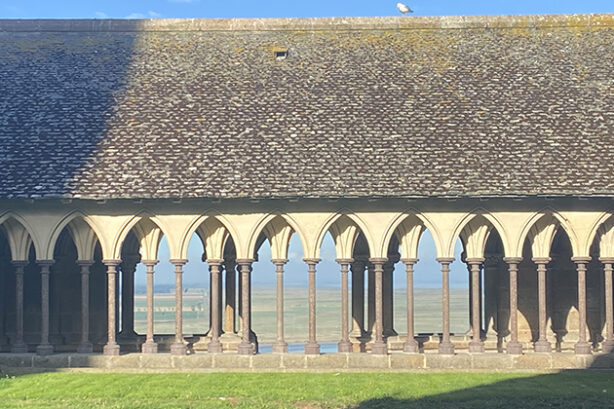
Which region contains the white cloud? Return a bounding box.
[125,10,162,19]
[94,11,108,19]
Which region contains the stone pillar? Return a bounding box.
[223,257,237,334]
[170,259,188,355]
[402,258,419,353]
[369,258,387,354]
[304,258,321,355]
[437,258,455,355]
[103,260,120,356]
[350,258,366,337]
[382,258,398,338]
[273,259,288,353]
[119,256,138,337]
[533,257,552,353]
[237,259,254,355]
[35,261,54,356]
[337,258,353,353]
[11,261,28,353]
[573,257,592,355]
[367,262,375,335]
[467,258,485,353]
[208,260,223,353]
[142,260,158,354]
[504,257,523,354]
[600,258,614,352]
[77,261,93,353]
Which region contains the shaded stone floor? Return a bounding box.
[1,351,613,372]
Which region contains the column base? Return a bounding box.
[36,344,54,356]
[305,342,321,355]
[403,339,419,353]
[602,339,614,353]
[11,342,27,354]
[238,341,254,355]
[574,341,592,355]
[77,342,93,354]
[142,341,158,354]
[534,339,552,353]
[468,340,485,353]
[103,343,120,356]
[506,341,523,355]
[438,341,455,355]
[371,341,388,355]
[337,340,352,353]
[273,342,288,353]
[170,342,188,355]
[208,340,223,353]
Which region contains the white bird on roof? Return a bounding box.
[397,2,413,14]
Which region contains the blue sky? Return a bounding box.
[1,0,612,19]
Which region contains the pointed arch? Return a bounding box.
[585,209,614,258]
[314,209,375,259]
[526,214,559,259]
[111,210,172,260]
[594,213,614,258]
[260,215,294,260]
[327,215,360,260]
[382,210,444,259]
[392,214,425,260]
[246,210,309,261]
[451,208,513,259]
[42,210,105,261]
[178,210,240,261]
[0,211,40,260]
[518,207,580,258]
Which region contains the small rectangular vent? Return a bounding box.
[273,47,288,60]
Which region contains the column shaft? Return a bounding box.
[304,258,320,354]
[103,261,120,355]
[467,259,485,353]
[337,259,352,353]
[370,258,387,354]
[142,261,158,353]
[77,262,93,353]
[11,262,27,353]
[350,260,365,337]
[224,259,237,333]
[273,260,288,353]
[237,260,254,355]
[504,257,523,354]
[170,260,187,355]
[119,258,137,337]
[573,257,592,354]
[402,259,419,353]
[533,258,552,352]
[438,258,454,354]
[208,261,223,353]
[367,264,375,335]
[382,260,397,337]
[600,259,614,351]
[35,262,54,355]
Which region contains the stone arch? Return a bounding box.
[308,210,374,260]
[381,210,443,260]
[526,215,559,259]
[597,215,614,258]
[258,215,294,261]
[519,208,580,259]
[391,214,425,261]
[111,211,171,261]
[452,209,510,260]
[246,211,306,261]
[327,215,366,260]
[43,210,104,262]
[0,212,39,261]
[178,211,241,261]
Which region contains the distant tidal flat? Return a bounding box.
[134,287,470,343]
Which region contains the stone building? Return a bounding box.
[0,14,613,369]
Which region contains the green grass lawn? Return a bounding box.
[0,371,612,408]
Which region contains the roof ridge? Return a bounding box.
[0,13,613,33]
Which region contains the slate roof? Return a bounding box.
[0,14,613,200]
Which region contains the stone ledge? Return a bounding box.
[0,352,612,372]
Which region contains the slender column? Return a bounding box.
[573,257,592,354]
[367,262,375,335]
[369,258,387,354]
[11,261,28,353]
[337,258,353,353]
[599,258,614,352]
[223,258,237,333]
[304,258,321,354]
[237,259,254,355]
[35,261,54,356]
[119,256,138,337]
[437,258,455,354]
[141,260,158,353]
[272,259,288,353]
[208,260,223,353]
[503,257,523,354]
[102,260,120,355]
[350,258,366,337]
[76,261,93,353]
[467,258,485,353]
[402,258,419,353]
[169,259,188,355]
[382,259,398,337]
[533,257,552,353]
